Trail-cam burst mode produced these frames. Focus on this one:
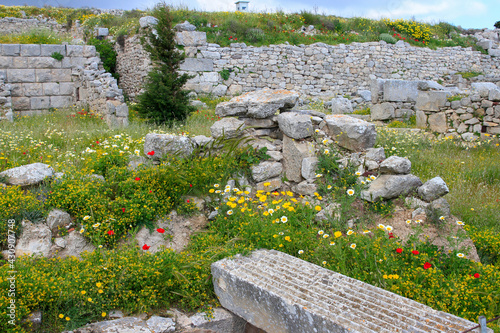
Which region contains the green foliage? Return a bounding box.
[51,51,64,61]
[455,71,483,79]
[495,21,500,29]
[447,94,465,102]
[88,38,119,81]
[386,116,416,128]
[136,4,196,124]
[219,68,231,80]
[366,199,394,217]
[300,10,320,25]
[379,33,397,44]
[0,28,70,44]
[353,107,371,115]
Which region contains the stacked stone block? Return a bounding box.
[0,17,63,35]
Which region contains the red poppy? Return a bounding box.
[107,230,114,236]
[189,184,193,187]
[187,199,190,203]
[149,190,152,193]
[412,250,419,255]
[142,244,150,250]
[157,228,165,234]
[473,273,480,278]
[23,152,26,155]
[423,262,432,269]
[388,233,395,239]
[396,248,403,254]
[147,151,155,156]
[135,177,140,181]
[121,208,125,212]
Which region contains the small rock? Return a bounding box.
[417,177,449,202]
[380,156,411,175]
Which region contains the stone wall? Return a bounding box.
[0,43,128,126]
[116,31,500,100]
[0,17,64,35]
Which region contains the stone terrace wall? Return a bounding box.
[0,17,64,35]
[116,34,500,100]
[0,44,128,126]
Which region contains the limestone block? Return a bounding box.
[43,83,60,96]
[371,102,395,120]
[24,83,43,97]
[139,16,158,28]
[301,157,319,180]
[0,56,12,69]
[12,57,28,68]
[31,96,50,109]
[282,135,315,183]
[383,80,419,102]
[361,174,423,202]
[29,57,61,69]
[277,112,313,139]
[143,133,194,160]
[12,97,30,110]
[325,115,376,151]
[256,177,282,192]
[49,96,73,108]
[0,163,54,187]
[46,209,71,233]
[365,147,386,162]
[2,44,20,56]
[251,161,283,182]
[41,44,66,57]
[418,176,449,202]
[330,97,353,114]
[174,21,196,31]
[471,82,497,98]
[20,44,41,56]
[428,113,447,133]
[416,110,427,128]
[210,117,246,139]
[15,221,51,258]
[416,91,447,111]
[488,88,500,102]
[8,69,35,83]
[66,45,84,57]
[175,31,207,47]
[212,84,228,96]
[200,50,221,60]
[83,45,97,57]
[115,104,129,117]
[179,58,214,72]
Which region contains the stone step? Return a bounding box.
[211,249,489,333]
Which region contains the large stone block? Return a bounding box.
[2,44,20,56]
[282,135,315,183]
[12,97,30,110]
[43,83,60,96]
[49,96,73,108]
[8,69,35,83]
[0,162,54,187]
[488,88,500,102]
[31,96,50,109]
[179,58,214,72]
[28,57,61,69]
[212,249,481,333]
[15,221,51,257]
[66,45,84,57]
[361,174,423,202]
[416,91,447,111]
[36,69,72,83]
[175,31,207,46]
[416,110,427,128]
[428,112,447,133]
[380,156,411,175]
[0,56,12,69]
[210,117,246,139]
[277,112,313,139]
[20,44,41,56]
[143,133,194,160]
[418,176,449,202]
[382,80,419,102]
[471,82,497,98]
[325,115,376,151]
[251,161,283,182]
[371,102,394,120]
[330,97,353,114]
[24,83,43,97]
[41,44,66,57]
[83,45,97,57]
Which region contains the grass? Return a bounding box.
[0,28,72,44]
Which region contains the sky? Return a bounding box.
[4,0,499,29]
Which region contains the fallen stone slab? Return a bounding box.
[143,133,194,160]
[324,115,376,151]
[215,89,299,119]
[0,162,54,187]
[212,249,487,333]
[361,174,423,202]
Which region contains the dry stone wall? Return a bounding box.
[0,43,128,126]
[0,17,64,35]
[116,31,500,100]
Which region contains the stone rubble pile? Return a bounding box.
[472,28,500,57]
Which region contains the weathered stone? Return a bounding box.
[20,44,41,56]
[357,89,371,101]
[77,317,152,333]
[277,112,313,139]
[50,231,96,259]
[417,176,449,202]
[371,102,394,120]
[301,157,319,180]
[251,161,283,182]
[383,80,419,102]
[175,31,207,47]
[0,162,54,186]
[242,118,277,128]
[416,91,447,111]
[215,89,299,119]
[325,115,376,151]
[46,209,71,233]
[361,174,423,202]
[192,135,213,147]
[8,69,35,83]
[143,133,194,160]
[282,135,314,183]
[15,221,52,257]
[211,249,479,333]
[146,316,175,333]
[180,58,214,72]
[426,197,451,218]
[256,177,282,192]
[210,117,245,139]
[471,82,497,97]
[139,16,158,28]
[267,151,283,162]
[380,156,411,175]
[96,27,109,37]
[488,88,500,102]
[330,97,353,114]
[189,308,246,332]
[428,113,448,133]
[365,148,385,161]
[175,21,196,31]
[293,180,317,196]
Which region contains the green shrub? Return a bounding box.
[379,33,396,44]
[51,51,64,61]
[495,21,500,29]
[136,4,195,124]
[353,107,370,115]
[245,28,265,43]
[300,10,320,25]
[88,38,119,81]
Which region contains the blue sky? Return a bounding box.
[4,0,499,29]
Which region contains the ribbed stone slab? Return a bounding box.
[212,249,487,333]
